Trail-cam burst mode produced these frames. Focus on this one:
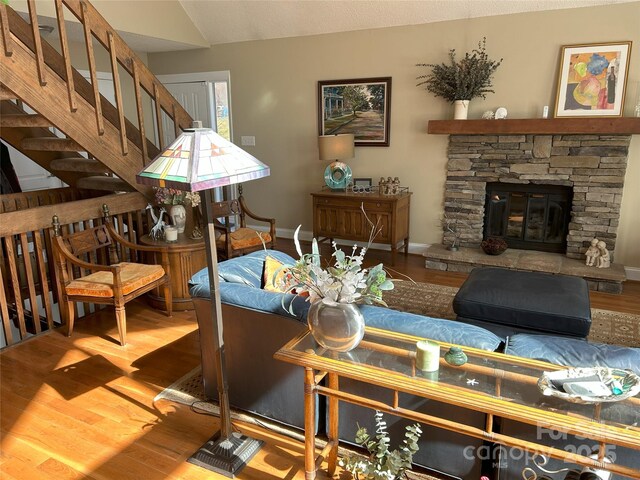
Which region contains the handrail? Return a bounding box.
[0,0,192,174]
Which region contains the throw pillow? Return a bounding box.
[262,255,288,293]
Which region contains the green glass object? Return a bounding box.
[444,346,468,366]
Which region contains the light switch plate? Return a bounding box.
[241,136,255,146]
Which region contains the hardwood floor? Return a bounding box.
[1,240,638,480]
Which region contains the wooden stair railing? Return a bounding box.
[0,191,149,347]
[0,0,193,194]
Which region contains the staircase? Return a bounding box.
[0,0,192,195]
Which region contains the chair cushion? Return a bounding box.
[217,227,272,251]
[65,262,165,298]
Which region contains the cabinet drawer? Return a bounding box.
[361,200,392,213]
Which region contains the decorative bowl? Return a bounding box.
[481,237,508,255]
[538,367,640,404]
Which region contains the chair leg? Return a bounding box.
[115,305,126,346]
[163,281,173,317]
[65,299,76,338]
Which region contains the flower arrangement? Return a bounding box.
[339,411,422,480]
[154,187,201,207]
[416,37,503,102]
[277,226,394,307]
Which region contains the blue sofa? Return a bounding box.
[189,250,640,480]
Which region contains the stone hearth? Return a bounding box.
[425,244,626,294]
[442,133,631,259]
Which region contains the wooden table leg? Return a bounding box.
[327,372,339,475]
[304,367,316,480]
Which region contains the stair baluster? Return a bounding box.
[54,0,77,112]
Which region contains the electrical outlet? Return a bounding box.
[241,136,255,146]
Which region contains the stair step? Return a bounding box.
[50,158,109,174]
[0,113,52,128]
[0,85,18,101]
[22,137,83,152]
[76,176,135,192]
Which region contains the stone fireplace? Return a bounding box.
[443,133,631,260]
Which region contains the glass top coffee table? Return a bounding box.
[274,327,640,479]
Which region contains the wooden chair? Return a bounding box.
[211,193,276,259]
[50,206,172,346]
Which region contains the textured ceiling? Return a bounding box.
[179,0,635,46]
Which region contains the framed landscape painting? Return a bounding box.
[318,77,391,146]
[554,42,631,117]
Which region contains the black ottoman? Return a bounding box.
[453,267,591,340]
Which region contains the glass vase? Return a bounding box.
[307,298,365,352]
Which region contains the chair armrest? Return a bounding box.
[239,196,275,224]
[53,241,118,274]
[105,222,169,254]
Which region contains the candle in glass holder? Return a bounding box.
[415,340,440,372]
[164,226,178,242]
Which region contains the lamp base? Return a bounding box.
[324,161,352,190]
[188,431,264,478]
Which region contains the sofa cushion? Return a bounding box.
[359,305,503,351]
[506,333,640,375]
[219,282,311,320]
[189,250,297,297]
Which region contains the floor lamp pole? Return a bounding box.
[187,188,263,478]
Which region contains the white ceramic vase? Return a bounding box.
[453,100,470,120]
[307,298,365,352]
[169,204,186,233]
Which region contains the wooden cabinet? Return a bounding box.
[140,234,207,311]
[311,190,411,265]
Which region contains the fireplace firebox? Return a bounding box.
[483,183,572,253]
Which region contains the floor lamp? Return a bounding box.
[137,121,269,477]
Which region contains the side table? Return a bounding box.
[140,233,206,311]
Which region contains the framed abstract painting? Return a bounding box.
[318,77,391,146]
[554,42,632,117]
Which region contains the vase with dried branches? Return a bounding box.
[416,38,503,119]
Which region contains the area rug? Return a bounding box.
[384,281,640,348]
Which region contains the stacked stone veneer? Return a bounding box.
[444,134,631,259]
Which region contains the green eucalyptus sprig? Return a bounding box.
[416,37,503,103]
[339,411,422,480]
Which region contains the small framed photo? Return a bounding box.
[554,41,632,118]
[318,77,391,146]
[351,177,373,193]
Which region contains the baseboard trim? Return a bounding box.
[252,226,429,255]
[625,266,640,281]
[254,225,640,279]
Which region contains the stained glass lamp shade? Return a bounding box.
[136,122,269,192]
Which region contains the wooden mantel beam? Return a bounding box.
[427,118,640,135]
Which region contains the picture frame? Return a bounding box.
[554,42,632,118]
[318,77,391,146]
[351,177,373,193]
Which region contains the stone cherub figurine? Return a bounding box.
[585,238,600,267]
[597,240,611,268]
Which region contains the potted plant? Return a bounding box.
[339,411,422,480]
[416,38,503,119]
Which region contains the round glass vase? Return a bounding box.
[169,204,187,233]
[307,298,365,352]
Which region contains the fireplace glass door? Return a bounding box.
[484,183,572,253]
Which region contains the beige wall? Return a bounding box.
[148,2,640,267]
